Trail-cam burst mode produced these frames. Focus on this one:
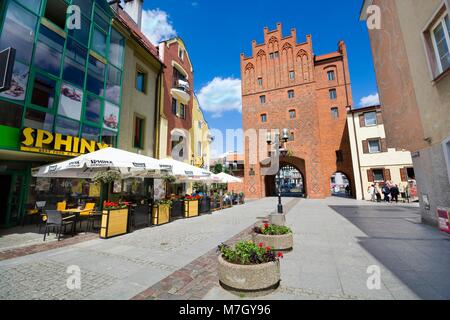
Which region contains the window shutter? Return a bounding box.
[400,168,408,182]
[381,138,388,152]
[376,111,383,125]
[367,169,374,182]
[362,140,369,153]
[384,168,391,181]
[359,114,365,127]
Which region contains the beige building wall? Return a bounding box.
[118,39,160,157]
[348,107,413,200]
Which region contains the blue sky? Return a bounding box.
[140,0,379,155]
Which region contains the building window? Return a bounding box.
[197,141,202,156]
[288,90,294,99]
[180,103,186,119]
[24,108,54,131]
[0,100,23,128]
[35,25,65,76]
[261,114,267,123]
[331,107,339,119]
[289,109,296,119]
[329,89,337,100]
[372,169,384,182]
[289,71,295,80]
[289,131,295,141]
[368,139,381,153]
[198,120,202,129]
[172,98,177,115]
[44,0,69,30]
[92,27,107,57]
[87,55,105,96]
[179,48,184,60]
[136,70,146,93]
[257,77,263,86]
[134,116,145,149]
[327,70,335,81]
[364,111,377,126]
[269,51,279,59]
[82,125,100,142]
[31,74,57,109]
[260,95,266,104]
[443,136,450,184]
[336,150,343,162]
[431,13,450,74]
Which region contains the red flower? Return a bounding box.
[265,246,271,252]
[264,223,269,229]
[277,252,284,258]
[258,242,263,248]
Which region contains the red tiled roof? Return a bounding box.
[315,52,342,61]
[114,7,164,66]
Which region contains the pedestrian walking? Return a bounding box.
[382,182,391,202]
[368,184,376,202]
[390,184,400,203]
[375,183,382,202]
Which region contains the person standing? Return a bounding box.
[375,183,382,202]
[390,184,400,203]
[382,182,391,202]
[368,184,375,202]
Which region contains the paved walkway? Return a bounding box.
[1,197,449,300]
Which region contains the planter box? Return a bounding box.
[199,197,211,214]
[218,255,280,294]
[152,204,170,225]
[252,233,293,251]
[184,199,199,218]
[170,200,184,220]
[100,208,129,239]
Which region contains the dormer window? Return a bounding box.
[178,48,184,60]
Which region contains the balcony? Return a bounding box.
[171,79,191,104]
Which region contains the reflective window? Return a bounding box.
[136,71,146,93]
[331,107,339,119]
[16,0,42,14]
[106,65,121,104]
[368,139,381,153]
[329,89,337,100]
[58,82,83,120]
[0,1,37,64]
[72,0,93,17]
[109,29,124,68]
[103,101,119,131]
[63,38,87,88]
[87,56,105,95]
[102,129,117,146]
[0,61,29,101]
[94,6,109,31]
[24,109,54,131]
[31,74,57,109]
[44,0,68,30]
[92,27,107,56]
[55,116,79,136]
[289,109,296,119]
[327,70,335,81]
[34,25,65,76]
[85,95,102,123]
[82,125,100,141]
[364,111,377,126]
[0,100,23,128]
[68,15,90,47]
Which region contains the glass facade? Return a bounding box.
[0,0,125,149]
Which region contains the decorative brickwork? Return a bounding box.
[241,23,355,199]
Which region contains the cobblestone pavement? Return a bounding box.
[0,197,288,300]
[1,197,448,300]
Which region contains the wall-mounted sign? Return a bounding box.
[20,127,109,157]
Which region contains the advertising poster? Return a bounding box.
[0,61,29,101]
[58,83,83,120]
[103,101,119,131]
[153,179,166,200]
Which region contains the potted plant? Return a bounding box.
[252,223,293,251]
[184,194,200,218]
[100,201,129,239]
[152,199,172,225]
[217,241,283,294]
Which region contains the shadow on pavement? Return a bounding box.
[329,205,450,300]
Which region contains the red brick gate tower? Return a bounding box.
[241,23,355,199]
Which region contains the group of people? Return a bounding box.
[367,181,409,203]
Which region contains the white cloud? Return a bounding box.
[359,93,380,107]
[141,9,177,45]
[197,77,242,118]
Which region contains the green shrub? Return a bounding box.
[217,240,283,265]
[254,223,292,235]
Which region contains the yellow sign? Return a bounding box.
[20,127,109,157]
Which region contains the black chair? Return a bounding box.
[43,210,76,241]
[86,211,103,233]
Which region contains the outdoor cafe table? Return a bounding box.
[61,209,82,233]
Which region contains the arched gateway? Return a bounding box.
[264,157,307,198]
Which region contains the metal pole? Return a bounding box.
[277,140,283,213]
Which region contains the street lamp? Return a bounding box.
[267,128,289,213]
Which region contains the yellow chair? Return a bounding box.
[56,201,66,211]
[80,203,96,217]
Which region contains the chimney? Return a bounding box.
[123,0,143,30]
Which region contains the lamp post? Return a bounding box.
[267,128,289,213]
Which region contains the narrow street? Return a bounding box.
[1,197,448,300]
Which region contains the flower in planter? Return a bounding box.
[277,252,284,258]
[255,223,292,235]
[217,241,281,265]
[265,246,271,252]
[258,242,264,248]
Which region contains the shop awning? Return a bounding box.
[215,172,243,183]
[158,158,211,180]
[31,147,168,179]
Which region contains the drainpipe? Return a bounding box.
[154,64,164,158]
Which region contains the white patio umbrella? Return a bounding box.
[215,172,243,183]
[158,158,211,180]
[31,147,167,179]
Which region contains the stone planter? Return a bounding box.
[218,254,280,295]
[252,232,293,251]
